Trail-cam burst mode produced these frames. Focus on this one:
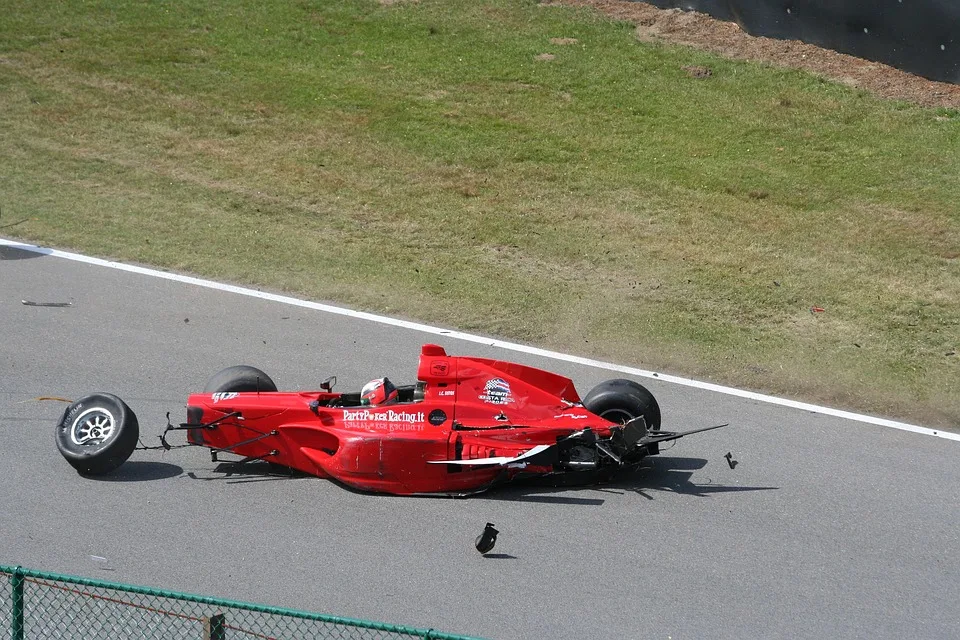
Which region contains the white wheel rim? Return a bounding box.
[70,407,116,446]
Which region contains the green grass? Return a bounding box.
[2,0,957,426]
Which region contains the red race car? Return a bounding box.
[55,344,726,495]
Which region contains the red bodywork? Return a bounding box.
[186,344,619,495]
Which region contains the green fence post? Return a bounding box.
[10,567,24,640]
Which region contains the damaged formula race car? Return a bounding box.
[55,344,727,495]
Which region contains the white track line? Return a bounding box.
[4,238,957,441]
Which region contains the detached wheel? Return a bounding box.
[203,366,277,393]
[55,393,139,476]
[583,379,661,431]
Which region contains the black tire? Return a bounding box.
[582,379,661,431]
[203,365,278,393]
[55,393,139,476]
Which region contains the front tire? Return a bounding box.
[55,393,139,476]
[203,366,278,393]
[582,379,661,431]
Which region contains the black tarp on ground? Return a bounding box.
[638,0,959,84]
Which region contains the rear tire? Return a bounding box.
[582,379,661,431]
[55,393,139,476]
[203,366,278,393]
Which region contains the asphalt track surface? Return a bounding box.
[2,244,958,640]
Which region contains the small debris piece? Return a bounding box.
[810,306,825,313]
[724,452,738,469]
[475,522,499,554]
[22,300,72,307]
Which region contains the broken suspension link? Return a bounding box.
[157,411,243,450]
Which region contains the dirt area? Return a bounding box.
[555,0,960,109]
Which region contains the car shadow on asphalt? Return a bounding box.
[97,461,184,482]
[480,456,778,505]
[610,455,779,500]
[183,461,314,484]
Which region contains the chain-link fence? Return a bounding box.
[1,565,483,640]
